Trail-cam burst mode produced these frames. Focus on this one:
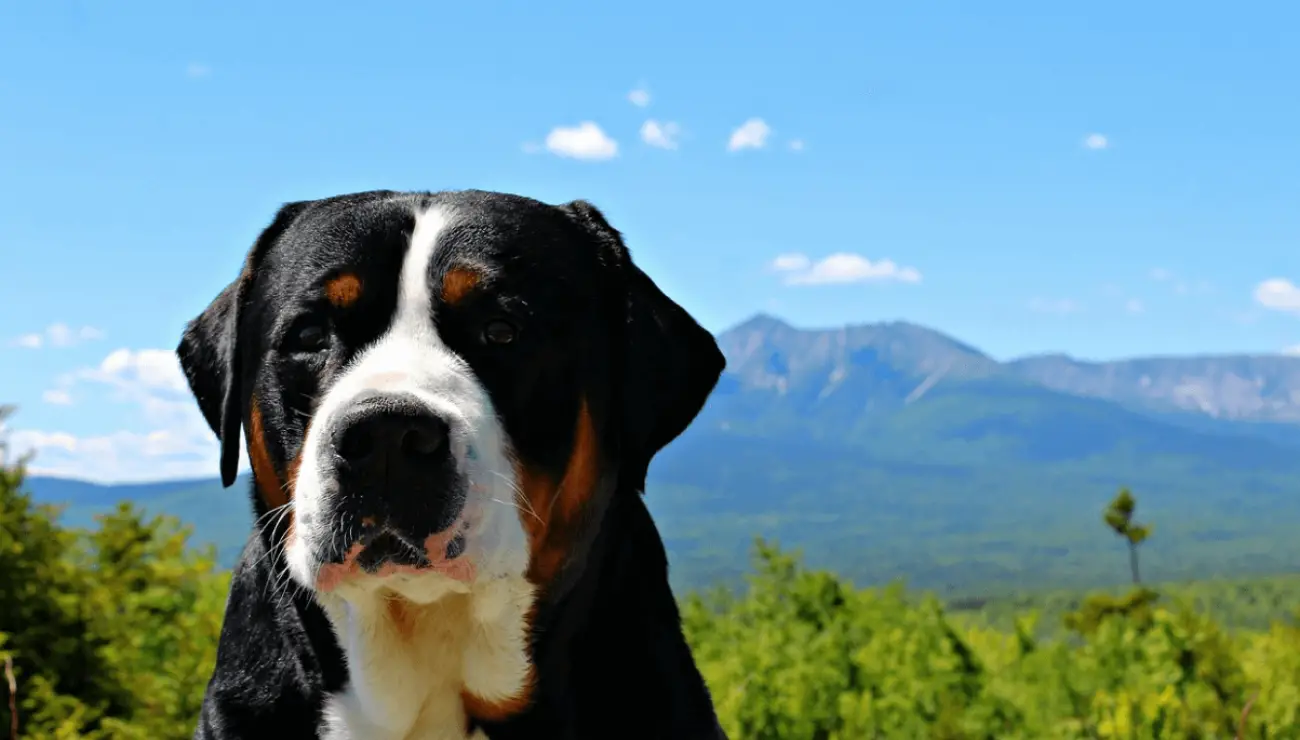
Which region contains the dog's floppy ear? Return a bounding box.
[560,200,725,478]
[176,201,309,488]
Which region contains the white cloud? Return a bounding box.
[1255,278,1300,314]
[1124,298,1145,314]
[770,253,812,272]
[42,389,73,406]
[1283,344,1300,356]
[186,62,211,79]
[628,87,651,107]
[1028,297,1083,314]
[771,252,922,286]
[789,139,805,152]
[10,323,105,349]
[640,120,681,150]
[1149,267,1172,281]
[1083,133,1109,150]
[7,347,250,483]
[92,348,190,393]
[544,122,618,160]
[728,118,771,152]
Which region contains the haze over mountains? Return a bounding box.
[24,314,1300,596]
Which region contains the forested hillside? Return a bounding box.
[4,417,1299,738]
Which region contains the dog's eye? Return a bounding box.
[288,321,331,353]
[482,319,517,346]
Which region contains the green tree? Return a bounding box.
[1104,487,1151,585]
[0,406,227,739]
[683,540,1294,739]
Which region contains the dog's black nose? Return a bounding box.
[326,394,467,557]
[334,398,451,478]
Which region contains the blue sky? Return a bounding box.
[2,0,1299,481]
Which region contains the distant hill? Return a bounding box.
[23,314,1300,596]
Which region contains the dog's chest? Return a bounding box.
[318,688,483,740]
[316,580,535,740]
[317,625,473,740]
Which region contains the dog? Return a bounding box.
[179,189,728,739]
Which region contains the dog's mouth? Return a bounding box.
[354,527,468,573]
[315,520,475,592]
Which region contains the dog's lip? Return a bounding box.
[314,519,475,592]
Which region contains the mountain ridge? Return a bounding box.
[20,313,1300,595]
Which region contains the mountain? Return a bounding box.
[22,314,1300,597]
[1006,353,1300,423]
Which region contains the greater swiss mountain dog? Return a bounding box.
[178,190,728,740]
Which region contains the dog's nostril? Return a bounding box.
[400,424,445,458]
[338,427,375,462]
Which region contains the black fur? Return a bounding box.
[179,190,727,739]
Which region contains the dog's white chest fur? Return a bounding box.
[316,576,535,740]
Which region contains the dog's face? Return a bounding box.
[178,190,723,605]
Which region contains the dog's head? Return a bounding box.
[177,190,723,604]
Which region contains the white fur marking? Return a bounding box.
[285,202,536,739]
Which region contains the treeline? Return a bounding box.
[684,542,1300,739]
[2,427,1299,737]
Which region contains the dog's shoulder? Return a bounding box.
[194,532,347,739]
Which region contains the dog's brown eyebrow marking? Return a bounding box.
[325,272,363,308]
[441,267,481,305]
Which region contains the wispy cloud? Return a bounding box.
[770,252,922,286]
[42,389,73,406]
[640,120,681,150]
[728,118,771,152]
[10,323,105,349]
[185,62,212,79]
[788,139,806,152]
[8,347,249,483]
[627,86,651,107]
[1083,133,1109,150]
[542,122,618,160]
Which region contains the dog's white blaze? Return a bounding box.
[284,204,535,740]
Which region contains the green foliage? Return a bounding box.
[0,408,227,739]
[684,539,1300,739]
[7,405,1300,739]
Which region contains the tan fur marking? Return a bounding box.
[441,267,481,305]
[325,272,363,308]
[248,399,288,510]
[518,397,601,585]
[461,664,536,722]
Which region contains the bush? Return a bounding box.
[683,539,1300,739]
[0,413,227,739]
